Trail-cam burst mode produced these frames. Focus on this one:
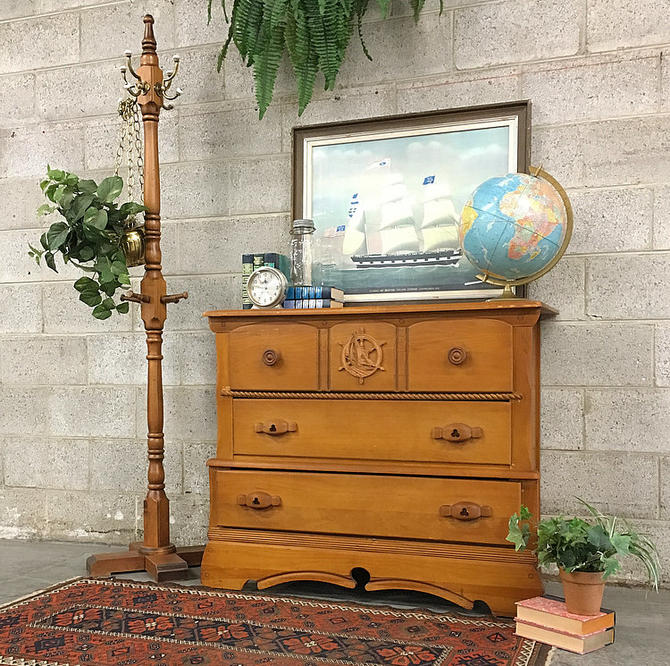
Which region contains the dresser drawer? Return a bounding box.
[407,319,513,392]
[233,399,511,465]
[210,470,521,546]
[228,323,318,390]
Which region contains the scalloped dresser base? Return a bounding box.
[201,530,543,617]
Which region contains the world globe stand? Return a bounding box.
[473,167,574,301]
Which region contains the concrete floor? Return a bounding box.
[0,540,668,664]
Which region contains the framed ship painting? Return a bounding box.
[293,101,530,302]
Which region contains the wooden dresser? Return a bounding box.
[202,301,554,615]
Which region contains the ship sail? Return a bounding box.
[341,192,367,256]
[378,172,420,254]
[420,175,460,253]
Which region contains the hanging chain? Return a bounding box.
[114,97,144,204]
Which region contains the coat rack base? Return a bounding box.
[86,543,204,582]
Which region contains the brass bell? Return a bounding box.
[121,216,145,267]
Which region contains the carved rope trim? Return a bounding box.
[221,388,523,401]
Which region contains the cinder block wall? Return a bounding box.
[0,0,668,585]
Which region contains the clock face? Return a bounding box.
[247,267,287,308]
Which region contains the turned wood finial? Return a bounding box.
[142,14,157,54]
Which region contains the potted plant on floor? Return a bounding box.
[507,499,660,615]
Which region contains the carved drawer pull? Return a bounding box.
[432,423,483,442]
[237,491,281,509]
[439,502,492,521]
[447,346,467,365]
[254,419,297,435]
[262,348,281,366]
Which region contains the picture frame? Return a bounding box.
[292,101,531,302]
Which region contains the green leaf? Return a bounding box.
[519,505,532,521]
[79,290,102,307]
[40,232,49,251]
[47,166,65,182]
[92,304,112,320]
[37,203,56,216]
[44,251,57,273]
[587,525,612,552]
[96,176,123,204]
[611,533,632,556]
[376,0,390,17]
[52,184,67,203]
[601,557,619,579]
[116,301,130,314]
[65,173,79,187]
[27,244,44,265]
[408,0,425,22]
[78,179,98,194]
[99,281,117,297]
[69,194,95,222]
[40,178,50,192]
[84,207,108,230]
[102,297,115,310]
[111,260,127,276]
[119,202,146,218]
[45,183,59,202]
[61,189,75,208]
[82,222,105,243]
[46,222,69,250]
[506,511,531,552]
[74,276,98,293]
[78,245,95,262]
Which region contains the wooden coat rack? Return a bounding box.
[86,15,204,581]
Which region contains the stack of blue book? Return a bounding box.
[283,286,345,309]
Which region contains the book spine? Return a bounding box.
[263,252,279,268]
[252,253,264,271]
[241,254,253,310]
[310,298,343,309]
[319,286,345,301]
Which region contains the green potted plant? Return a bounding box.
[507,500,660,615]
[28,166,146,320]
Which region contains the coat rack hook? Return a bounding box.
[163,55,181,90]
[123,50,142,80]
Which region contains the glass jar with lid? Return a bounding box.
[290,218,315,286]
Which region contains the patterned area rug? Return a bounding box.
[0,578,553,665]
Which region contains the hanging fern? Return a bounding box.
[207,0,440,118]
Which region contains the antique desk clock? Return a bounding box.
[247,266,289,309]
[202,301,555,615]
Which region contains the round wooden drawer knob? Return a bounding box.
[447,346,467,365]
[262,348,280,366]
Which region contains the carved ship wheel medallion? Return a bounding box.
[339,329,386,384]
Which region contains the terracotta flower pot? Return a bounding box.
[559,569,605,615]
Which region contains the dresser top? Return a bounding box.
[205,300,557,319]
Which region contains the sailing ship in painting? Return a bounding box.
[340,160,463,269]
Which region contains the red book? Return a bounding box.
[516,596,615,635]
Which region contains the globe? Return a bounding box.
[459,169,572,296]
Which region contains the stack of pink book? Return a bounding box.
[515,596,615,654]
